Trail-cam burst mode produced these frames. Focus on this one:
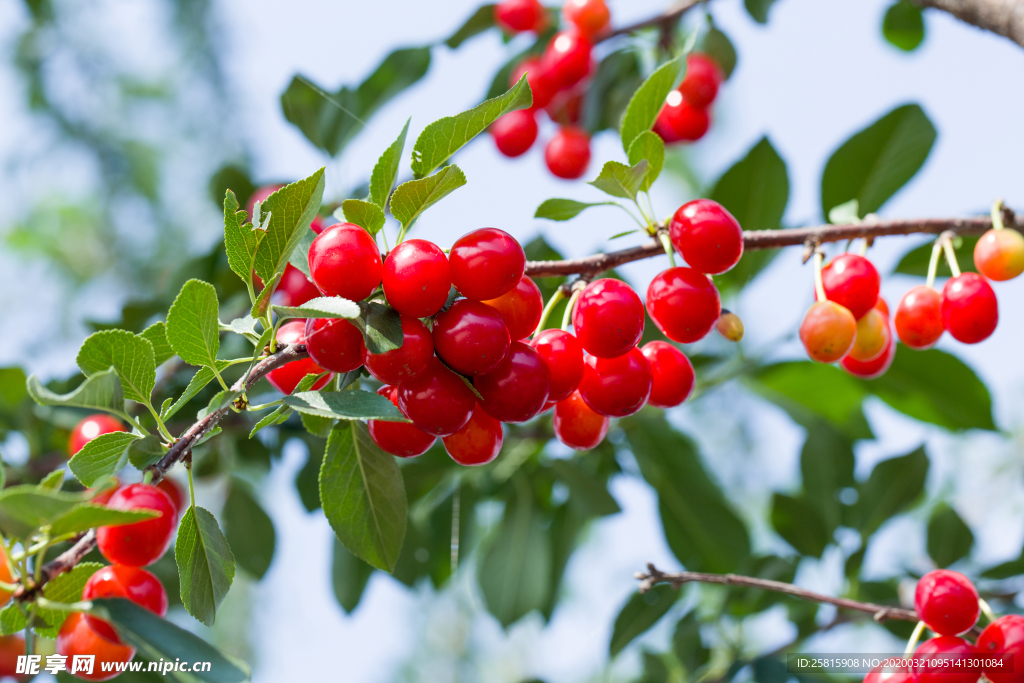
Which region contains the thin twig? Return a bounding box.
[599,0,702,42]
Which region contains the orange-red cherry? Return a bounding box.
[481,276,543,341]
[895,286,944,349]
[554,390,610,450]
[563,0,610,37]
[57,612,136,681]
[442,404,503,466]
[800,301,856,363]
[975,228,1024,281]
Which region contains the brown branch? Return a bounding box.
[599,0,701,42]
[524,210,1024,278]
[636,563,918,623]
[914,0,1024,48]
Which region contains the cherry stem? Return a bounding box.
[926,240,944,289]
[562,286,584,331]
[904,620,927,656]
[941,234,962,278]
[979,598,998,624]
[813,251,827,302]
[532,288,567,338]
[658,231,677,268]
[992,198,1005,231]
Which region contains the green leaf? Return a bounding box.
[411,75,532,178]
[895,236,979,276]
[982,555,1024,580]
[369,119,411,209]
[51,504,158,537]
[250,270,281,319]
[68,431,139,487]
[821,103,936,218]
[0,367,26,409]
[745,0,779,23]
[248,405,292,438]
[534,198,620,221]
[91,597,250,683]
[287,225,318,279]
[355,301,405,354]
[0,486,87,538]
[140,322,175,366]
[253,169,326,285]
[175,506,236,626]
[855,446,928,535]
[341,199,386,236]
[272,296,360,322]
[198,388,243,420]
[0,604,25,636]
[76,329,156,405]
[221,315,259,338]
[332,537,375,613]
[166,279,221,370]
[284,390,404,422]
[771,493,830,557]
[829,199,861,225]
[223,189,262,288]
[27,369,124,412]
[620,55,684,152]
[588,160,649,200]
[550,460,620,517]
[700,26,737,80]
[609,585,679,656]
[160,361,234,422]
[223,480,276,580]
[673,611,711,672]
[627,131,665,192]
[927,504,974,567]
[445,4,496,48]
[884,0,925,51]
[800,422,855,534]
[582,50,643,134]
[35,563,103,638]
[752,362,871,439]
[390,164,467,230]
[128,435,166,470]
[39,469,64,490]
[320,422,407,572]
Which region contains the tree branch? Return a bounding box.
[914,0,1024,48]
[599,0,701,42]
[636,563,918,622]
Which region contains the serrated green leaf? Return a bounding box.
[0,604,25,636]
[588,160,649,200]
[284,390,404,421]
[76,329,156,405]
[252,169,326,285]
[627,131,665,192]
[248,405,293,438]
[300,411,335,438]
[272,296,360,322]
[0,486,88,538]
[355,302,404,354]
[140,322,175,366]
[223,480,276,579]
[609,585,679,656]
[128,435,166,470]
[287,225,318,280]
[167,279,221,370]
[221,315,259,338]
[620,55,684,152]
[160,360,234,422]
[250,270,282,319]
[390,165,467,230]
[35,563,104,639]
[68,431,139,487]
[534,198,620,221]
[27,369,124,413]
[369,119,410,209]
[341,199,386,236]
[884,0,925,51]
[445,4,496,48]
[320,421,407,572]
[175,506,235,627]
[411,75,532,178]
[223,189,262,288]
[50,505,157,537]
[39,469,64,490]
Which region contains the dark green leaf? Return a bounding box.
[582,50,642,134]
[700,27,737,79]
[637,652,671,683]
[160,360,235,422]
[0,605,25,636]
[0,367,26,409]
[982,555,1024,580]
[284,390,404,421]
[208,164,255,211]
[272,296,360,322]
[76,329,156,405]
[446,4,496,48]
[883,1,925,51]
[250,270,281,320]
[0,486,87,537]
[620,55,684,152]
[855,446,928,534]
[26,369,124,412]
[752,362,870,439]
[550,460,620,517]
[176,506,236,626]
[140,322,175,366]
[341,199,386,235]
[609,585,679,656]
[673,611,710,672]
[248,404,292,438]
[68,431,138,486]
[35,563,103,638]
[800,422,855,534]
[927,504,973,567]
[253,169,326,285]
[223,189,262,288]
[745,0,779,23]
[355,301,404,354]
[534,199,620,221]
[332,536,374,613]
[588,160,649,200]
[771,493,830,557]
[390,165,467,230]
[127,435,165,470]
[368,119,411,209]
[223,481,276,579]
[166,279,221,370]
[627,131,665,193]
[50,504,157,537]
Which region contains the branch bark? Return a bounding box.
[914,0,1024,48]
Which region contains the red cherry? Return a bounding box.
[308,223,382,301]
[573,278,645,358]
[876,296,891,319]
[362,315,434,385]
[655,91,710,142]
[83,565,168,645]
[397,359,477,436]
[246,184,282,219]
[579,348,652,417]
[0,547,12,608]
[669,199,744,275]
[368,386,436,458]
[544,126,591,179]
[96,484,176,567]
[530,329,585,401]
[443,404,503,466]
[275,263,321,307]
[481,276,543,341]
[265,320,332,394]
[382,239,451,318]
[641,341,695,408]
[645,267,721,344]
[841,328,896,379]
[800,301,857,363]
[433,299,511,376]
[449,228,526,301]
[155,477,185,521]
[679,53,722,108]
[863,664,917,683]
[541,30,592,89]
[821,253,881,320]
[304,317,365,373]
[491,109,539,158]
[554,390,610,450]
[90,476,121,506]
[975,228,1024,281]
[494,0,546,33]
[914,637,979,683]
[310,216,325,234]
[511,57,557,110]
[978,615,1024,683]
[545,84,585,125]
[895,286,944,349]
[0,634,26,682]
[476,341,551,422]
[563,0,610,36]
[915,569,979,636]
[941,272,998,344]
[57,612,136,682]
[69,415,126,456]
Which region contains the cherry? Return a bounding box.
[491,109,539,158]
[449,228,526,301]
[941,272,998,344]
[83,565,168,645]
[0,546,13,608]
[0,634,26,682]
[265,320,332,394]
[362,315,434,385]
[397,359,477,436]
[305,317,365,373]
[645,267,721,344]
[481,275,543,341]
[554,390,610,450]
[716,310,744,341]
[679,53,722,108]
[975,228,1024,281]
[655,91,710,143]
[433,299,511,376]
[476,341,551,422]
[57,612,136,682]
[579,347,652,417]
[382,238,451,317]
[545,85,585,125]
[863,664,917,683]
[641,341,695,408]
[914,637,979,683]
[69,415,126,456]
[841,329,896,379]
[545,126,592,179]
[848,307,889,362]
[511,57,557,110]
[155,477,185,522]
[876,296,890,319]
[915,569,979,636]
[541,30,592,89]
[800,301,856,363]
[96,483,176,567]
[310,216,325,234]
[494,0,546,33]
[90,477,121,507]
[821,253,881,320]
[442,404,503,466]
[669,199,744,275]
[563,0,610,37]
[895,286,944,349]
[368,386,436,458]
[978,615,1024,683]
[530,329,585,401]
[308,223,383,302]
[275,263,321,307]
[571,278,645,358]
[246,184,282,219]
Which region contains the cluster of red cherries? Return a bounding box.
[488,0,722,179]
[801,223,1024,376]
[865,569,1024,683]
